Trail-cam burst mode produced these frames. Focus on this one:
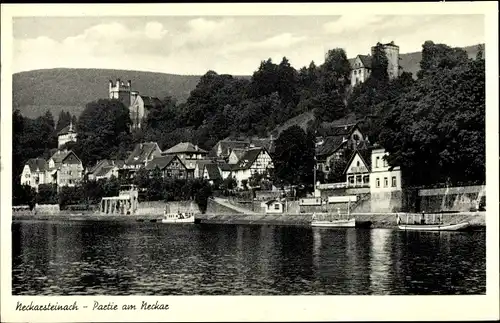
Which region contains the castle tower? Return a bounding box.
[109,79,132,107]
[371,41,400,80]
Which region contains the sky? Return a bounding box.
[12,15,485,75]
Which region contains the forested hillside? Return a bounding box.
[12,45,482,121]
[13,41,485,190]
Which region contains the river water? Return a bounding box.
[12,220,485,295]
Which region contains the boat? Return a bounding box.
[397,213,470,231]
[311,199,356,228]
[161,212,195,224]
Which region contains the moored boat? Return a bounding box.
[311,217,356,227]
[161,212,195,224]
[397,213,470,231]
[311,199,356,228]
[398,222,470,231]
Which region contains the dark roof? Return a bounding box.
[140,96,163,109]
[233,148,263,170]
[351,55,372,69]
[315,136,347,157]
[320,123,359,137]
[211,137,275,157]
[204,163,222,180]
[50,149,81,168]
[145,155,178,171]
[26,158,47,172]
[57,123,76,136]
[265,199,281,205]
[164,142,208,155]
[95,165,115,177]
[344,149,372,174]
[126,142,160,166]
[217,162,234,172]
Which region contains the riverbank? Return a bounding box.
[12,211,486,229]
[197,211,486,229]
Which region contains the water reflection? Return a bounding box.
[12,221,486,295]
[369,229,391,294]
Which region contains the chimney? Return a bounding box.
[127,80,131,88]
[116,79,120,88]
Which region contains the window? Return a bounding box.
[392,176,397,187]
[356,175,362,184]
[384,177,388,188]
[376,178,380,188]
[356,160,360,167]
[363,175,369,184]
[274,204,280,210]
[383,159,388,167]
[349,176,354,184]
[376,157,380,168]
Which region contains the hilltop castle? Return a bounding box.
[350,41,401,87]
[108,79,162,130]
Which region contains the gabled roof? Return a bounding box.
[49,149,81,168]
[95,165,116,177]
[26,158,47,172]
[145,155,178,171]
[350,54,372,69]
[126,142,160,166]
[229,148,247,160]
[320,122,360,137]
[163,142,208,155]
[233,148,264,170]
[217,162,234,172]
[57,122,77,136]
[315,136,347,157]
[204,163,222,180]
[344,149,372,174]
[211,137,276,157]
[140,96,163,109]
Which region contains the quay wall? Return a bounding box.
[136,200,200,216]
[33,204,60,215]
[12,211,485,229]
[196,211,485,228]
[418,185,486,212]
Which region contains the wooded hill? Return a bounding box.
[12,44,482,121]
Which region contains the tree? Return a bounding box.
[273,125,315,187]
[56,110,72,133]
[417,40,469,79]
[12,184,36,208]
[74,99,132,166]
[36,184,58,204]
[378,51,484,186]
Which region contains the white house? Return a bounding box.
[20,158,47,191]
[46,149,84,188]
[369,145,403,213]
[231,147,274,188]
[263,199,285,214]
[57,121,77,148]
[370,147,402,192]
[344,149,371,188]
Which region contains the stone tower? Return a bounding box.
[371,41,400,80]
[109,79,132,107]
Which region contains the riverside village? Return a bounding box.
[13,40,486,231]
[9,11,491,300]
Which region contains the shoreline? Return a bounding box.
[11,211,486,229]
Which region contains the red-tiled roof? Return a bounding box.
[145,155,186,171]
[315,136,347,157]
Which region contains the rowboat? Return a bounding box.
[397,213,470,231]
